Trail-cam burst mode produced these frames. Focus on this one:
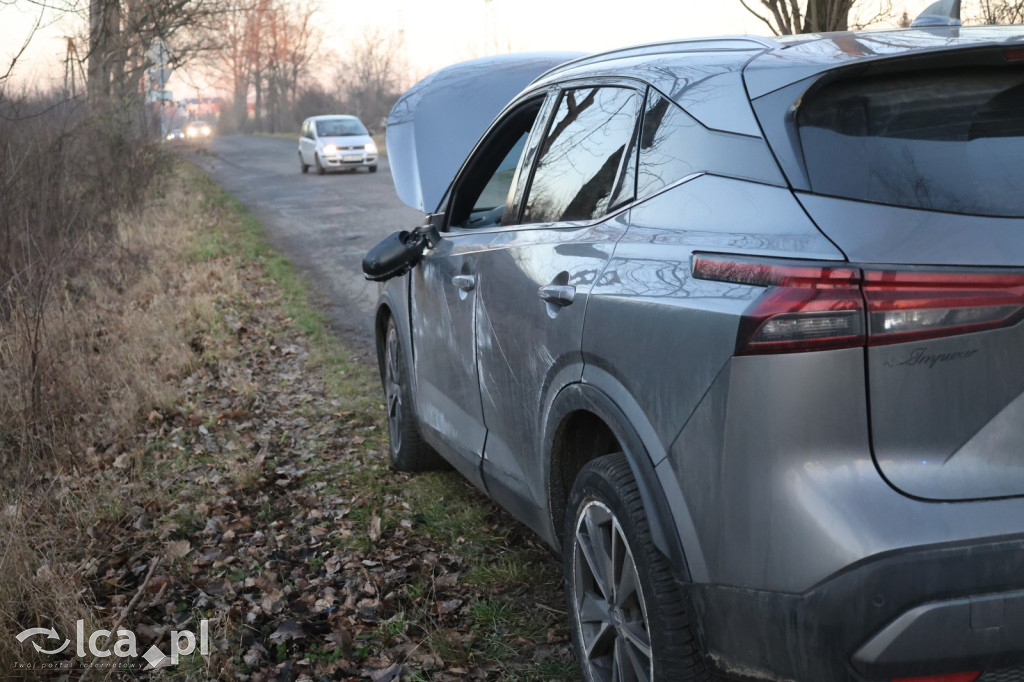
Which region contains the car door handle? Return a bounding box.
[451,274,476,291]
[538,284,575,307]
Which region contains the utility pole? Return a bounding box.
[63,37,85,100]
[146,38,173,136]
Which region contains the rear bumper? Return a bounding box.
[694,534,1024,681]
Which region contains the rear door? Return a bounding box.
[791,60,1024,500]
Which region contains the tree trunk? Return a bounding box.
[88,0,120,111]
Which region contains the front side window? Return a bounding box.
[523,87,640,224]
[448,99,543,230]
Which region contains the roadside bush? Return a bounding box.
[0,95,168,470]
[0,155,213,673]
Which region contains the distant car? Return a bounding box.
[185,121,212,140]
[298,115,377,175]
[165,128,184,143]
[364,16,1024,682]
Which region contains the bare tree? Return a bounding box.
[203,0,319,133]
[740,0,893,34]
[263,0,319,132]
[335,27,407,130]
[0,5,47,105]
[971,0,1024,23]
[80,0,228,112]
[87,0,119,108]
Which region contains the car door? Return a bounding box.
[385,53,585,489]
[408,93,556,489]
[468,84,643,526]
[408,240,490,488]
[300,120,314,164]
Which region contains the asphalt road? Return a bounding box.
[194,135,422,358]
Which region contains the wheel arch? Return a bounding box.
[543,382,697,581]
[373,278,415,392]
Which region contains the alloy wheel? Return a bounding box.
[572,500,653,682]
[384,326,403,454]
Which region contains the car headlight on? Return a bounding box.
[365,141,378,155]
[322,144,338,155]
[201,126,211,136]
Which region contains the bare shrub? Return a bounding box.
[0,95,168,469]
[0,159,242,670]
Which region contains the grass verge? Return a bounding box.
[0,161,572,680]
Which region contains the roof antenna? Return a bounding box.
[911,0,962,27]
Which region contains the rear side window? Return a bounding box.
[799,67,1024,217]
[523,87,640,224]
[636,89,784,199]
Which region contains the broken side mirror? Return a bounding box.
[362,225,440,282]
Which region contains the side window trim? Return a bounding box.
[503,88,559,227]
[606,85,646,213]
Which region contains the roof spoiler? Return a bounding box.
[911,0,962,27]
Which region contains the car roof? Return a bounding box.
[747,25,1024,96]
[532,25,1024,99]
[384,26,1024,213]
[307,115,362,121]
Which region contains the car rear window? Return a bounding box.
[798,67,1024,217]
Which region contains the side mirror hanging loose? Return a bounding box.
[362,227,437,282]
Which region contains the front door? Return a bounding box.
[471,85,643,522]
[409,236,491,488]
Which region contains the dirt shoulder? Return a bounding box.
[1,163,573,681]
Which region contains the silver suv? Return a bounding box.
[364,19,1024,682]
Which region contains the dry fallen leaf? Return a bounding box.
[268,619,305,644]
[165,539,191,560]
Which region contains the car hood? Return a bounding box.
[386,52,584,213]
[318,134,371,147]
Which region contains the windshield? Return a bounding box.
[316,118,367,137]
[798,67,1024,218]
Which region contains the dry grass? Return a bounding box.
[0,163,243,672]
[0,155,573,680]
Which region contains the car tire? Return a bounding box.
[382,317,444,472]
[299,153,309,174]
[565,453,709,682]
[315,154,325,176]
[368,165,378,173]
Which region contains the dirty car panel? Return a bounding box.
[370,24,1024,682]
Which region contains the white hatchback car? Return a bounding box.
[298,115,378,175]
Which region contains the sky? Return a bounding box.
[0,0,937,96]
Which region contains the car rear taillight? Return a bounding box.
[1005,47,1024,61]
[693,254,863,354]
[692,254,1024,355]
[892,673,980,682]
[864,270,1024,345]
